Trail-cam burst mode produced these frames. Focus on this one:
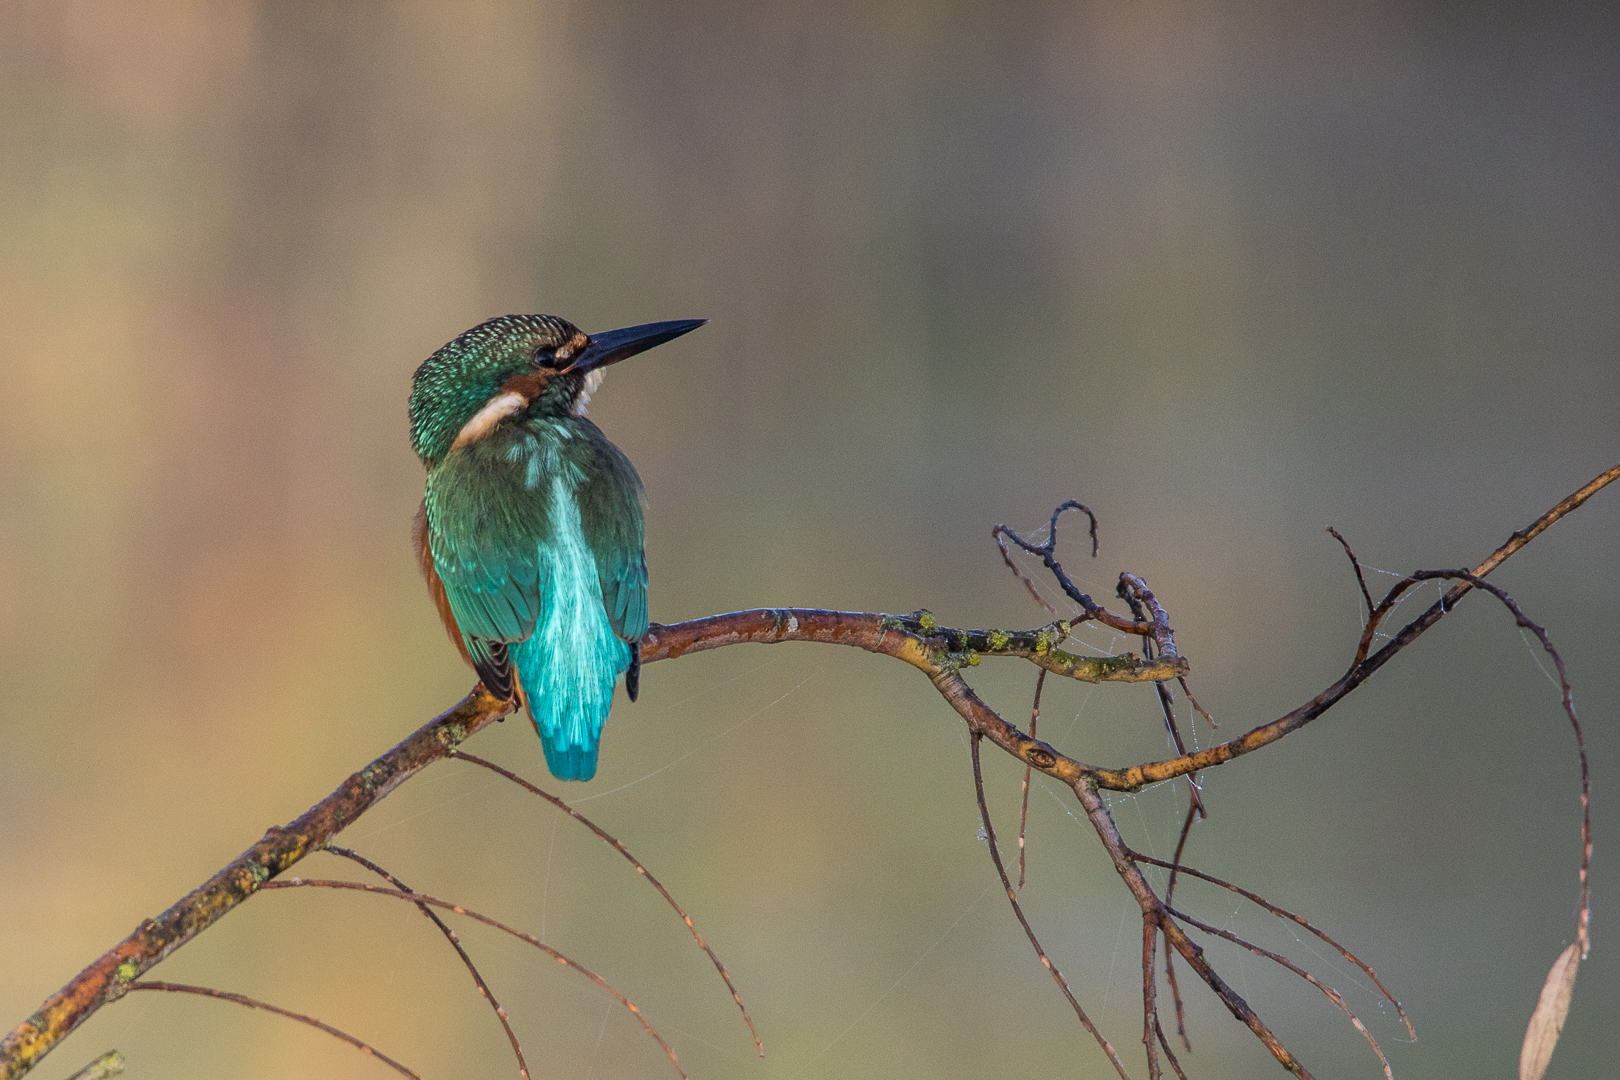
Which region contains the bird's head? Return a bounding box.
[409,314,704,465]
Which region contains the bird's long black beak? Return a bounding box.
[568,319,706,374]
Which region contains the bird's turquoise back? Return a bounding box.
[424,414,646,781]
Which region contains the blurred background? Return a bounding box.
[2,2,1616,1077]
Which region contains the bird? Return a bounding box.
[409,313,704,780]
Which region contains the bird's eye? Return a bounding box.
[533,346,556,368]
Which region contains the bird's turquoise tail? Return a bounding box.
[514,626,629,781]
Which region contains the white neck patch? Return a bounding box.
[572,369,605,416]
[451,392,528,450]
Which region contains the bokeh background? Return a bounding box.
[2,2,1617,1078]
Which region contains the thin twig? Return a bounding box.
[1118,579,1203,818]
[1327,527,1374,617]
[996,503,1156,634]
[261,878,687,1079]
[0,687,513,1080]
[57,1052,121,1080]
[451,751,763,1056]
[1090,461,1620,791]
[970,733,1132,1079]
[1142,915,1161,1080]
[1406,569,1591,957]
[1017,669,1046,891]
[1165,907,1393,1079]
[125,982,418,1078]
[1177,679,1218,730]
[1061,768,1314,1077]
[1130,851,1414,1041]
[994,528,1060,616]
[9,467,1611,1080]
[324,846,529,1080]
[1118,573,1177,660]
[1151,1011,1189,1080]
[1163,800,1198,1052]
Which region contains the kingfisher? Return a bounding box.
[409,314,704,780]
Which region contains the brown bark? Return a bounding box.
[3,462,1612,1079]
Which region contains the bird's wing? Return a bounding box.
[423,446,549,666]
[597,541,649,642]
[577,428,648,642]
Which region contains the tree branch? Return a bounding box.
[4,462,1612,1078]
[0,690,513,1080]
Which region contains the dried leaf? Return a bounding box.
[1519,943,1581,1080]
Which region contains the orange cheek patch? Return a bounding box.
[500,371,548,398]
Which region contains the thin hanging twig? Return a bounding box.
[1161,800,1199,1052]
[125,982,418,1078]
[970,733,1132,1079]
[1178,679,1218,730]
[1017,668,1046,891]
[994,528,1060,616]
[261,878,687,1079]
[323,846,529,1080]
[1164,906,1393,1079]
[1118,578,1204,819]
[1404,569,1591,957]
[6,466,1611,1080]
[1130,851,1414,1041]
[1141,915,1161,1080]
[451,751,763,1056]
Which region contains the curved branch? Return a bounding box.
[1089,461,1620,792]
[639,608,1187,684]
[5,465,1610,1079]
[125,982,418,1078]
[2,612,1162,1080]
[324,846,529,1079]
[968,732,1129,1078]
[260,879,686,1079]
[450,752,762,1056]
[0,690,514,1080]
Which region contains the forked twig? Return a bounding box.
[1090,462,1620,792]
[1130,851,1413,1041]
[452,751,763,1056]
[261,879,686,1079]
[1327,527,1375,617]
[1119,578,1204,819]
[1164,906,1392,1079]
[324,846,529,1079]
[1142,918,1189,1080]
[996,502,1156,635]
[1406,569,1591,957]
[969,733,1131,1079]
[8,467,1611,1080]
[125,982,418,1078]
